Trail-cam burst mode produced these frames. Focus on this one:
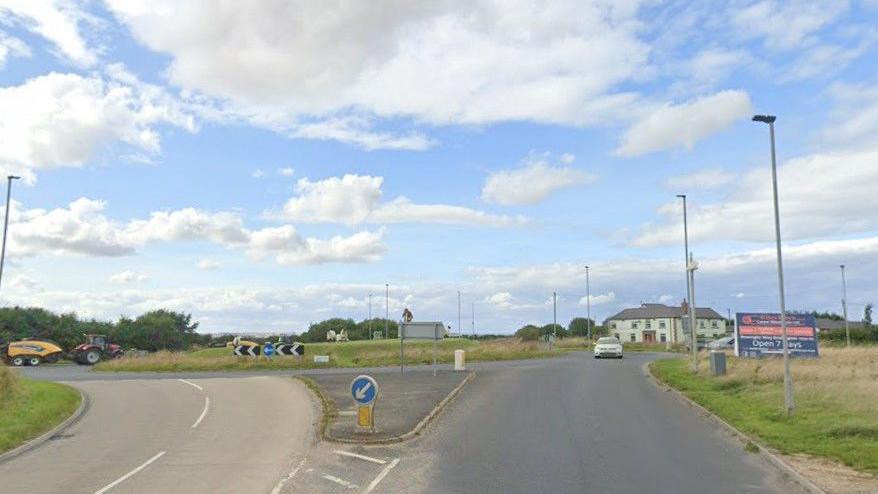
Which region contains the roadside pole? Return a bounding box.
[585,265,591,342]
[688,253,698,373]
[0,175,20,292]
[553,292,557,339]
[369,293,373,340]
[458,291,461,339]
[841,264,850,348]
[471,301,475,339]
[385,284,389,339]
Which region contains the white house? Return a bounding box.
[604,302,727,344]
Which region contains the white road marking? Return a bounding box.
[191,396,210,428]
[93,451,166,494]
[178,378,204,391]
[270,457,307,494]
[363,458,400,494]
[321,474,358,490]
[338,410,357,416]
[333,450,387,465]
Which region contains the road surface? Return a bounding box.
[4,353,806,493]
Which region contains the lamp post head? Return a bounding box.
[8,175,20,180]
[752,114,776,124]
[676,194,685,199]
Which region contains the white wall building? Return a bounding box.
[604,303,727,344]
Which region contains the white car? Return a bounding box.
[593,337,623,359]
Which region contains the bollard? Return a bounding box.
[709,350,726,376]
[454,349,466,371]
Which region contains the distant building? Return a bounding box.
[604,302,726,344]
[815,318,864,332]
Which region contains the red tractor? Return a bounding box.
[71,334,124,365]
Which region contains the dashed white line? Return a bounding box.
[178,378,204,391]
[270,457,307,494]
[93,451,166,494]
[363,458,400,494]
[191,396,210,428]
[321,474,358,490]
[333,450,387,465]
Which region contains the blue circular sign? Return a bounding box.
[263,343,275,357]
[351,375,378,405]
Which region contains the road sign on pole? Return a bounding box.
[263,342,275,358]
[350,375,378,431]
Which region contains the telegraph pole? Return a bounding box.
[385,283,389,339]
[458,290,462,339]
[471,300,475,339]
[369,293,373,340]
[0,175,20,292]
[585,265,591,341]
[553,292,557,338]
[841,264,850,348]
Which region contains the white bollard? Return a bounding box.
[454,349,466,371]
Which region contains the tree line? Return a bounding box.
[514,317,608,341]
[0,306,207,352]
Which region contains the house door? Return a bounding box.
[643,331,656,343]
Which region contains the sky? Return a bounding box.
[0,0,876,334]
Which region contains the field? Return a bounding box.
[651,347,878,475]
[95,337,566,372]
[0,366,81,453]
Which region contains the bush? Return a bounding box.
[515,325,540,341]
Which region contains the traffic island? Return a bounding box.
[302,369,475,443]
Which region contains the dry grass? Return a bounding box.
[96,338,564,372]
[0,365,20,407]
[717,347,878,416]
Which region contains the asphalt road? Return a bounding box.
[4,353,808,493]
[0,376,315,494]
[375,352,806,494]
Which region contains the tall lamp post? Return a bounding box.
[553,292,557,338]
[753,114,795,415]
[584,265,591,341]
[471,301,475,339]
[368,293,373,340]
[458,291,462,339]
[841,264,850,348]
[385,283,389,339]
[677,194,697,370]
[0,175,20,292]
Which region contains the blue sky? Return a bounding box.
[0,0,877,333]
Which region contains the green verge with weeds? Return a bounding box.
[0,366,81,453]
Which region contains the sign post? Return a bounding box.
[350,374,378,431]
[263,342,275,359]
[399,322,447,376]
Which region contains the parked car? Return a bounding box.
[707,336,735,350]
[594,337,623,359]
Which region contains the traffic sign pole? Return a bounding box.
[350,375,379,432]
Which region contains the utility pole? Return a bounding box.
[369,293,373,340]
[753,114,795,415]
[585,265,591,341]
[471,300,475,339]
[727,308,732,334]
[457,290,463,336]
[553,291,557,338]
[841,264,850,348]
[0,175,20,292]
[385,283,389,339]
[677,194,695,363]
[687,252,699,372]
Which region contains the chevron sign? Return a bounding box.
[233,345,260,357]
[275,343,304,356]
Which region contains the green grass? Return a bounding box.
[651,357,878,475]
[95,337,565,372]
[0,367,81,453]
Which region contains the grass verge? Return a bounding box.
[650,347,878,475]
[0,366,81,453]
[294,376,336,439]
[95,338,565,372]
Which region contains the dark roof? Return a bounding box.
[815,318,864,330]
[606,303,724,321]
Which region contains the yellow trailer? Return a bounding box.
[3,339,65,366]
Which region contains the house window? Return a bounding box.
[659,321,666,329]
[711,320,719,329]
[632,321,639,329]
[630,333,636,342]
[699,320,705,329]
[614,333,620,340]
[660,334,666,342]
[645,320,652,329]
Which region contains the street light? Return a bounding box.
[471,300,475,339]
[0,175,21,292]
[584,265,591,341]
[385,283,389,339]
[753,114,795,415]
[458,291,461,339]
[841,265,850,348]
[369,293,373,340]
[553,291,557,338]
[677,194,697,371]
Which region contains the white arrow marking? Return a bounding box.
[355,382,372,400]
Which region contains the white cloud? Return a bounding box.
[615,90,753,157]
[633,146,878,246]
[252,169,265,179]
[685,48,751,87]
[481,152,595,206]
[578,292,616,306]
[665,168,735,190]
[110,270,148,284]
[0,32,29,66]
[197,258,220,270]
[106,1,649,144]
[0,72,195,182]
[820,81,878,149]
[730,1,848,50]
[0,0,97,66]
[279,174,524,226]
[277,167,294,176]
[5,198,386,265]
